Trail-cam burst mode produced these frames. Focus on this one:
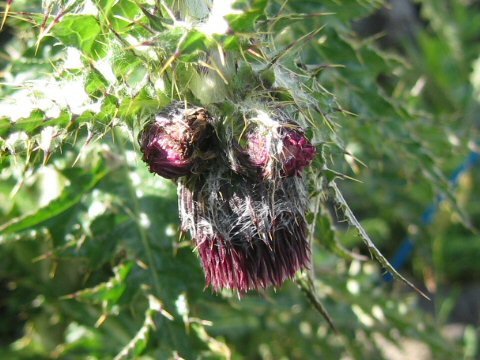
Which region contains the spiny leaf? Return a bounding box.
[267,26,325,68]
[226,0,268,33]
[50,14,106,59]
[137,4,167,31]
[93,0,118,21]
[317,215,368,262]
[297,273,337,333]
[113,295,173,360]
[326,180,431,300]
[64,262,133,304]
[192,323,232,359]
[114,308,154,359]
[0,163,108,234]
[1,111,72,138]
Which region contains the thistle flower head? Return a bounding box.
[179,167,311,293]
[140,102,315,294]
[139,105,216,179]
[140,120,192,179]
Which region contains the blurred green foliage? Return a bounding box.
[0,0,479,359]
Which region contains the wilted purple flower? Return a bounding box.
[139,105,216,179]
[140,121,192,179]
[179,167,311,293]
[195,215,310,292]
[140,103,315,293]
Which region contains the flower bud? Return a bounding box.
[139,105,216,179]
[246,127,315,179]
[195,213,310,293]
[280,128,316,177]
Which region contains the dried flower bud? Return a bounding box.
[139,105,216,179]
[195,213,310,293]
[140,121,191,179]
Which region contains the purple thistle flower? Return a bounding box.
[140,103,315,293]
[139,105,216,179]
[195,214,310,292]
[179,168,311,293]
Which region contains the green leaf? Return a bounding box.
[85,69,109,99]
[0,110,70,138]
[0,110,44,137]
[226,0,268,32]
[317,214,368,261]
[138,5,167,32]
[93,0,118,20]
[51,15,105,59]
[66,262,133,304]
[181,30,208,53]
[109,0,143,32]
[0,163,108,234]
[114,295,173,360]
[118,88,168,125]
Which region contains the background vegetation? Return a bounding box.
[0,0,479,359]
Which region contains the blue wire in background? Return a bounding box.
[383,150,480,282]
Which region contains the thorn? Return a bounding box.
[297,274,337,333]
[1,0,12,31]
[136,259,149,270]
[159,51,180,75]
[267,26,325,69]
[35,9,66,55]
[35,9,51,54]
[95,313,108,328]
[59,293,77,300]
[43,150,52,166]
[0,0,12,31]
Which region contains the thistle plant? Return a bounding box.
[180,171,310,292]
[0,0,473,358]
